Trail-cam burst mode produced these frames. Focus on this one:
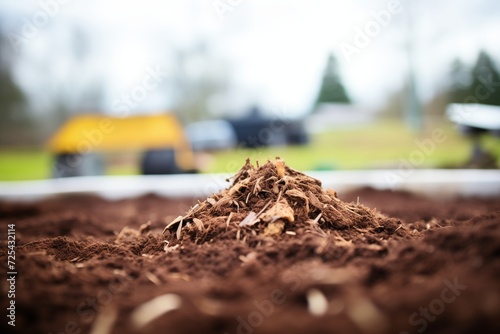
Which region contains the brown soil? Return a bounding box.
[1,161,500,334]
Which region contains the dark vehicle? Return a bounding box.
[226,107,308,148]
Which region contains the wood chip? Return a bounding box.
[228,178,252,196]
[253,176,264,194]
[346,295,388,334]
[226,212,233,227]
[264,220,285,236]
[139,221,151,234]
[164,244,179,253]
[239,252,257,263]
[192,218,204,231]
[285,189,309,212]
[333,233,352,247]
[131,294,182,329]
[326,188,338,199]
[112,269,126,276]
[260,199,294,224]
[273,158,286,178]
[239,200,273,227]
[176,220,183,240]
[239,211,258,227]
[364,244,383,251]
[169,273,190,281]
[214,196,233,209]
[306,289,328,316]
[89,306,118,334]
[186,203,200,215]
[145,271,162,286]
[196,298,224,316]
[245,192,252,204]
[115,226,140,244]
[163,216,183,234]
[307,190,323,209]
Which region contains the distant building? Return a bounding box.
[306,103,377,133]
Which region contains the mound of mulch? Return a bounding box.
[164,159,411,247]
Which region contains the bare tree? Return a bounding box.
[0,32,32,146]
[170,41,230,123]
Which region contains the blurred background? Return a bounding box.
[1,0,499,181]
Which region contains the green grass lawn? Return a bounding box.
[0,120,496,181]
[0,150,52,181]
[205,120,474,173]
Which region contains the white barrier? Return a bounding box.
[0,170,499,202]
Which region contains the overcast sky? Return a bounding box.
[1,0,499,116]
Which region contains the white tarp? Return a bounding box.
[446,103,500,130]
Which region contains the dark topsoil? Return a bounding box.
[1,161,500,334]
